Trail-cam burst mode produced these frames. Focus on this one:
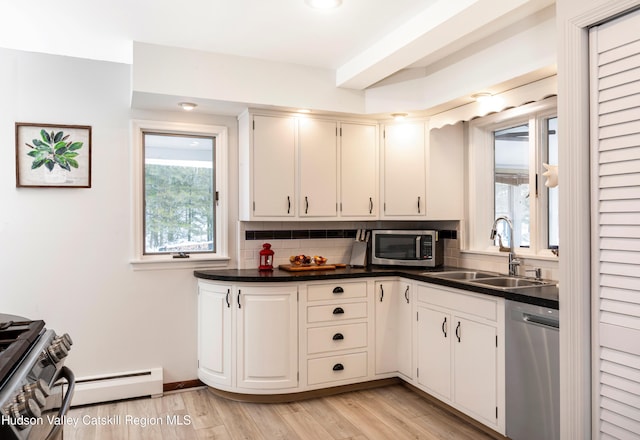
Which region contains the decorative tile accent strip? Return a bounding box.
[245,229,457,240]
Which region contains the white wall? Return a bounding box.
[0,48,238,384]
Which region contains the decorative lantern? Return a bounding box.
[259,243,274,271]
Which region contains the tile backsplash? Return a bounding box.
[238,221,459,269]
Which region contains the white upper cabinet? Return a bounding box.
[381,120,464,220]
[239,112,296,219]
[340,122,378,218]
[382,122,427,218]
[298,118,338,217]
[240,111,462,221]
[426,122,464,220]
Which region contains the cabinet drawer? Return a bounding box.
[417,285,497,321]
[307,352,368,385]
[307,302,367,323]
[307,323,368,354]
[307,282,367,302]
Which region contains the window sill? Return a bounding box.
[130,255,231,271]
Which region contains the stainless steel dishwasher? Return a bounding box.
[505,300,560,440]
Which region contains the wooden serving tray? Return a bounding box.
[278,263,347,272]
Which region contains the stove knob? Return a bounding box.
[17,388,46,408]
[23,378,51,397]
[62,333,73,346]
[10,399,42,428]
[42,341,69,365]
[54,335,71,350]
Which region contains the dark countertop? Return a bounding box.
[194,266,559,309]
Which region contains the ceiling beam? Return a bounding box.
[335,0,552,90]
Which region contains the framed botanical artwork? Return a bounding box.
[15,123,92,188]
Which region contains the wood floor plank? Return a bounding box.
[63,384,503,440]
[182,388,224,430]
[211,394,267,440]
[125,397,165,440]
[278,403,337,440]
[326,392,414,440]
[298,396,362,439]
[243,402,300,439]
[94,401,128,440]
[194,424,232,440]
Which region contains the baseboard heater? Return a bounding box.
[71,367,163,406]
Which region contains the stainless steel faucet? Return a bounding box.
[490,215,520,276]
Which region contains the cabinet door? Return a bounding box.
[396,282,413,378]
[375,281,413,377]
[252,115,296,217]
[340,122,377,217]
[299,118,337,217]
[198,282,232,387]
[417,305,451,400]
[236,285,298,389]
[427,123,464,219]
[453,316,497,423]
[383,122,426,217]
[374,281,397,374]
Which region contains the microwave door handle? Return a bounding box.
[416,236,421,259]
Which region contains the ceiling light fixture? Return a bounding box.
[178,102,197,111]
[471,92,492,103]
[297,109,311,113]
[305,0,343,9]
[391,112,408,121]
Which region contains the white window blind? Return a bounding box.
[591,8,640,439]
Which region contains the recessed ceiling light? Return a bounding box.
[391,112,408,121]
[305,0,343,10]
[178,102,197,111]
[297,109,311,113]
[471,93,492,103]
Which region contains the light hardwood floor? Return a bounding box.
[63,384,500,440]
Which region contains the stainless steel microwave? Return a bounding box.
[371,230,444,267]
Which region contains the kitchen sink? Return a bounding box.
[425,271,498,280]
[468,277,552,289]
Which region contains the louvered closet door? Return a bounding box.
[591,9,640,439]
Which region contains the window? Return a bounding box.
[494,123,530,248]
[132,120,228,267]
[467,98,558,257]
[144,133,215,255]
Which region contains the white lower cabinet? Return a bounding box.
[197,281,298,392]
[197,282,233,387]
[374,280,413,378]
[197,277,504,434]
[236,285,298,390]
[415,282,505,434]
[301,280,373,389]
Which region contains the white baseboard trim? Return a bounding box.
[71,367,163,406]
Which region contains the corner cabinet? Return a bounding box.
[415,282,505,434]
[381,120,464,220]
[197,281,298,393]
[239,110,378,221]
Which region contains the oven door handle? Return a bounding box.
[45,366,76,440]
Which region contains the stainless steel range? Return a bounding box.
[0,313,75,440]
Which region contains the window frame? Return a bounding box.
[466,97,558,259]
[131,120,229,269]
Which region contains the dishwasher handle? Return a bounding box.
[522,312,559,329]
